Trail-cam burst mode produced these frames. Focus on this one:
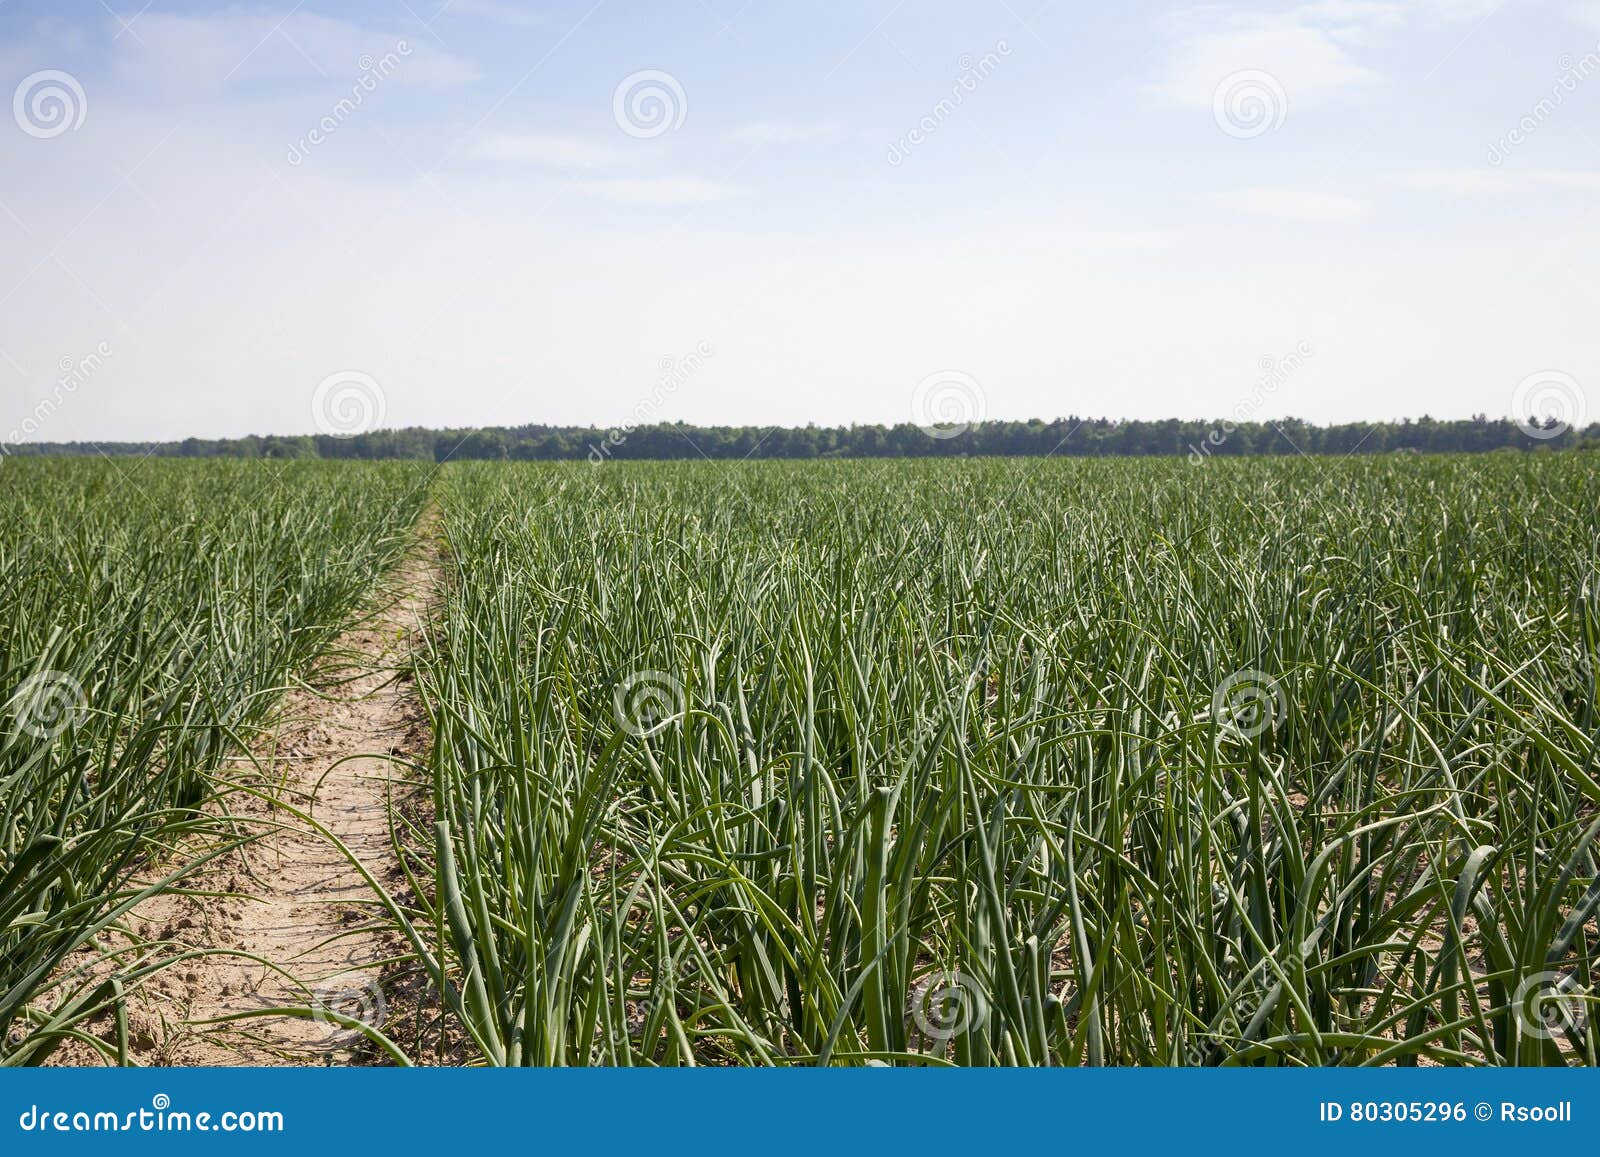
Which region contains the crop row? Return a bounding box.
[0,459,429,1064]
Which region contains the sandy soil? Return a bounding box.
[79,510,442,1065]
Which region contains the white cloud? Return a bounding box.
[1156,0,1500,111]
[1218,187,1371,222]
[1159,19,1381,108]
[1400,168,1600,193]
[1295,1,1406,23]
[473,132,625,168]
[571,176,748,207]
[726,121,843,146]
[1074,230,1188,251]
[1294,2,1407,45]
[1420,0,1509,21]
[106,9,481,97]
[1571,2,1600,31]
[440,0,549,28]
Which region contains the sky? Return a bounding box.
[1,0,1597,443]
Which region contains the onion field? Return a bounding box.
[404,454,1599,1066]
[4,454,1597,1066]
[0,460,429,1065]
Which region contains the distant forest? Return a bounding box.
[9,416,1598,462]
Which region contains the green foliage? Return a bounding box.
[0,459,430,1064]
[409,455,1599,1066]
[10,414,1599,463]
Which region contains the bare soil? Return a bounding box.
[72,511,442,1065]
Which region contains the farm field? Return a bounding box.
[0,459,430,1065]
[3,453,1598,1066]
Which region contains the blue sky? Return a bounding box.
[1,0,1597,441]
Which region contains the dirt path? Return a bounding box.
[114,510,441,1065]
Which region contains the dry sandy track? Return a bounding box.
[104,511,441,1065]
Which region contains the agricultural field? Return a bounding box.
[3,453,1597,1066]
[0,459,430,1065]
[408,453,1598,1066]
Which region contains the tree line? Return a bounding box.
[8,415,1597,462]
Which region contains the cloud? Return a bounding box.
[1292,2,1407,45]
[1159,19,1380,109]
[1400,168,1600,194]
[1572,2,1600,31]
[726,121,843,146]
[1422,0,1510,21]
[106,8,481,97]
[472,132,625,168]
[1155,0,1496,111]
[1294,1,1406,23]
[572,176,747,207]
[439,0,549,28]
[1074,230,1187,251]
[1218,187,1371,223]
